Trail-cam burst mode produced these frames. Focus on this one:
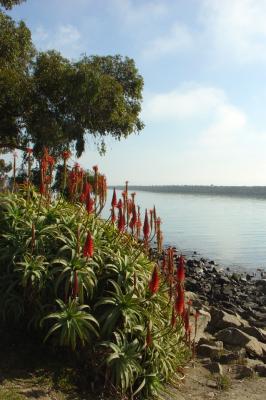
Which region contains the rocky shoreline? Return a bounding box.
[183,253,266,379]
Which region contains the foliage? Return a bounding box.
[0,11,35,147]
[0,187,189,398]
[0,0,25,10]
[0,2,144,157]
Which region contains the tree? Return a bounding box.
[0,2,144,158]
[26,52,144,157]
[0,11,35,150]
[0,0,25,9]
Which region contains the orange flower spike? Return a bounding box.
[149,265,160,294]
[83,232,94,258]
[143,209,150,242]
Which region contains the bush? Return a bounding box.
[0,184,189,398]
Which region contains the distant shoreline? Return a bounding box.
[109,185,266,199]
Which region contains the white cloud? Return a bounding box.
[33,24,83,58]
[201,0,266,63]
[143,85,226,121]
[142,23,193,58]
[111,0,168,25]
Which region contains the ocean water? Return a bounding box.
[105,189,266,272]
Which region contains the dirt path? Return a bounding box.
[163,361,266,400]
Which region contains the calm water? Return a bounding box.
[105,189,266,272]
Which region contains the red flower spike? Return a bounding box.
[149,265,160,294]
[117,199,123,209]
[73,271,79,298]
[86,192,94,214]
[177,255,185,284]
[183,308,190,333]
[175,286,185,315]
[131,192,136,203]
[149,209,153,231]
[62,150,71,160]
[83,232,94,258]
[111,188,117,208]
[143,209,150,241]
[195,310,200,320]
[118,208,125,232]
[111,207,116,223]
[129,203,137,230]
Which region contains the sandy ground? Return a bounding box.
[162,361,266,400]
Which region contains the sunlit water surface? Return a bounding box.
[104,189,266,272]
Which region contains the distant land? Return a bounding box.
[109,185,266,199]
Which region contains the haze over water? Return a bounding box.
[106,189,266,272]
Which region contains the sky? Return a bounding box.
[7,0,266,185]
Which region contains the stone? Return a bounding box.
[208,308,246,332]
[190,309,211,343]
[241,326,266,343]
[255,279,266,294]
[215,351,244,364]
[234,365,254,379]
[205,362,223,375]
[254,364,266,377]
[197,344,222,359]
[215,327,266,359]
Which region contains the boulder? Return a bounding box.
[208,308,248,332]
[197,344,222,359]
[233,365,254,379]
[255,279,266,294]
[241,326,266,343]
[254,364,266,377]
[205,362,223,375]
[216,327,266,359]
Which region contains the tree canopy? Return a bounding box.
[0,0,25,10]
[0,2,144,157]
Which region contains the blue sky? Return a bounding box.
[8,0,266,185]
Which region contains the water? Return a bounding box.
[105,189,266,272]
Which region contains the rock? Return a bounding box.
[215,350,245,364]
[241,326,266,343]
[197,344,222,359]
[255,279,266,294]
[208,307,247,332]
[254,364,266,377]
[205,362,223,375]
[190,309,211,343]
[234,365,254,379]
[215,327,266,359]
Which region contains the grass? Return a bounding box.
[0,388,27,400]
[214,374,232,391]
